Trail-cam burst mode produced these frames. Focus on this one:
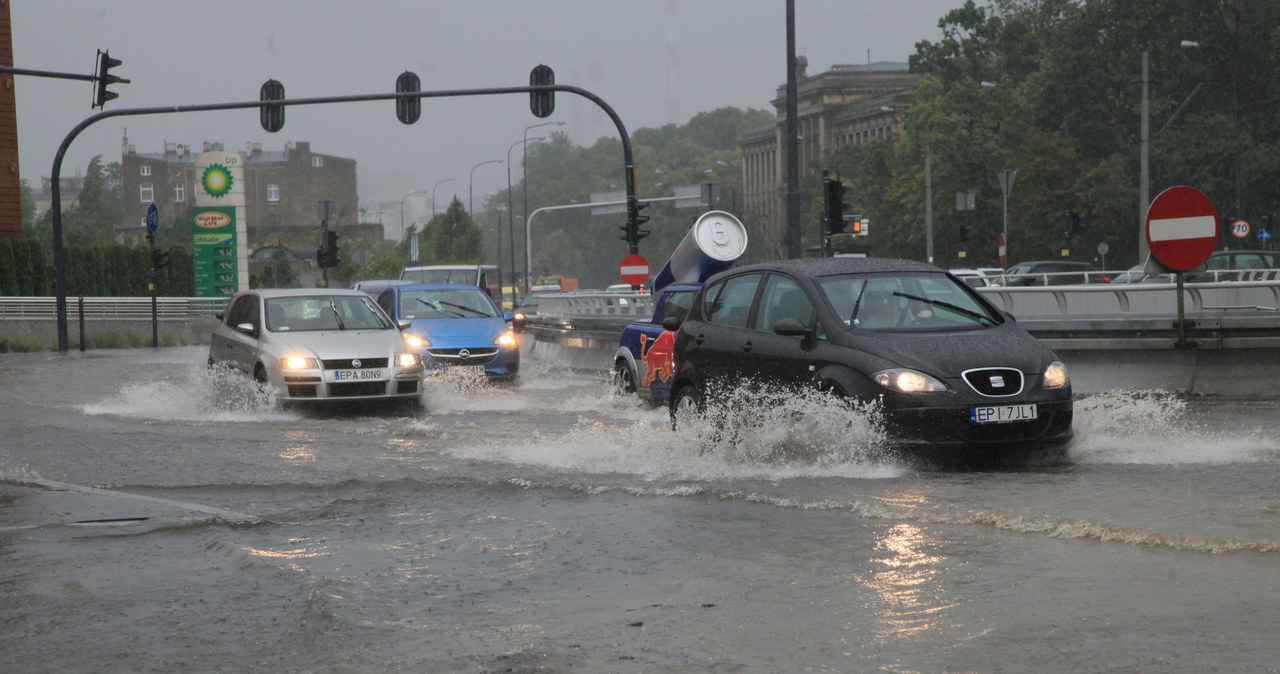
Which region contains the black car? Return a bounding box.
[996,260,1108,285]
[668,257,1073,459]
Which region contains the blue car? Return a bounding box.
[366,282,519,381]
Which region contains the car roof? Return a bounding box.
[247,288,371,299]
[722,257,942,279]
[393,282,493,293]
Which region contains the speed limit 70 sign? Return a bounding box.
[1230,219,1250,239]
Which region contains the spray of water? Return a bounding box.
[1070,390,1278,464]
[82,363,294,423]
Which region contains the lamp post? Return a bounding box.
[507,136,544,305]
[469,159,503,215]
[523,120,563,295]
[430,177,455,220]
[399,189,427,242]
[1180,39,1241,217]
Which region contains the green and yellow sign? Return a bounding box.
[192,206,238,298]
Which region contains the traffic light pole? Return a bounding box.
[44,81,637,353]
[146,231,158,348]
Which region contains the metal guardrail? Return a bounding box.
[533,291,655,320]
[976,278,1280,317]
[0,296,228,320]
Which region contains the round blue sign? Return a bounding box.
[1259,228,1272,243]
[145,203,159,233]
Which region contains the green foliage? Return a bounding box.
[257,248,298,289]
[419,196,484,265]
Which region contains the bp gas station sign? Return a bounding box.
[192,207,238,297]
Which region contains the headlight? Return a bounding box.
[397,352,421,368]
[1043,360,1069,389]
[494,331,518,348]
[513,312,526,321]
[873,368,947,393]
[403,333,430,349]
[279,356,318,370]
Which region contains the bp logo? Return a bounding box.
[201,164,233,198]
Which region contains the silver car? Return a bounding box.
[208,288,424,406]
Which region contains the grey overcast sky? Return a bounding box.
[14,0,960,221]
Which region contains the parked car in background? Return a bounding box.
[208,288,424,407]
[366,283,519,382]
[949,268,997,288]
[511,294,540,332]
[995,260,1109,285]
[400,265,501,299]
[667,257,1074,459]
[613,283,701,404]
[1194,250,1280,282]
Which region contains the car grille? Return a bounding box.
[962,368,1024,397]
[329,381,388,397]
[425,348,499,366]
[322,357,389,370]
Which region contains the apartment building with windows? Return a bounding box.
[120,139,359,246]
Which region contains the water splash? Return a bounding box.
[1070,390,1278,464]
[82,363,294,423]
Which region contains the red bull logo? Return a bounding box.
[639,331,676,386]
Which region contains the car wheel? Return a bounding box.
[613,361,637,396]
[253,363,270,392]
[670,384,704,430]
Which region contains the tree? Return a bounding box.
[419,196,483,265]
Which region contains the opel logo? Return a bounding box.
[458,349,471,361]
[352,358,362,368]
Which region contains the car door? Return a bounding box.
[213,293,261,373]
[743,272,820,387]
[681,272,763,392]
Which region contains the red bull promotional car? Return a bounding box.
[613,283,701,403]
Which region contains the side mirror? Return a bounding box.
[398,320,412,331]
[772,317,812,337]
[660,316,681,331]
[503,311,514,322]
[234,322,256,336]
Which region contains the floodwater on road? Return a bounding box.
[1,346,1278,673]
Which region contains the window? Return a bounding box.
[139,183,154,203]
[703,273,761,329]
[756,275,814,332]
[140,165,151,176]
[173,183,185,203]
[267,184,280,202]
[312,156,324,168]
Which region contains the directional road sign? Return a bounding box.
[1145,186,1219,272]
[619,254,649,286]
[145,203,159,233]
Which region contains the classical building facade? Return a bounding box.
[120,139,360,247]
[740,59,917,258]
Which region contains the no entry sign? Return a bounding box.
[619,254,650,286]
[1145,186,1219,271]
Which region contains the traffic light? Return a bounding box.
[824,178,849,235]
[260,79,285,133]
[959,220,971,242]
[93,50,123,109]
[324,230,340,267]
[395,71,421,125]
[530,64,555,119]
[621,198,650,245]
[150,248,170,269]
[845,214,867,236]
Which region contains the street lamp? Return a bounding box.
[508,135,546,305]
[1180,39,1241,216]
[523,120,563,295]
[469,159,503,215]
[431,177,455,220]
[399,189,427,241]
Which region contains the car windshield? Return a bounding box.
[265,295,392,332]
[401,269,476,284]
[818,272,998,331]
[399,288,499,319]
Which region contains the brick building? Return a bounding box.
[0,0,20,238]
[740,58,917,257]
[120,139,362,247]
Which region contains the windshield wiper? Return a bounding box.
[328,299,346,330]
[849,284,869,324]
[892,291,995,325]
[438,300,489,317]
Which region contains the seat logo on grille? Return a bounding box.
[990,375,1005,387]
[458,349,471,361]
[352,359,362,368]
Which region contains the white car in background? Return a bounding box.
[949,268,998,288]
[208,288,424,407]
